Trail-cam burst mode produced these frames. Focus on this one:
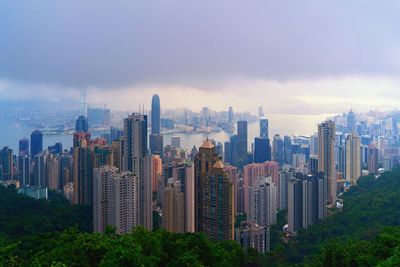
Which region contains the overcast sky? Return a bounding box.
[1,0,400,114]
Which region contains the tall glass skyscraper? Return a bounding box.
[76,115,89,133]
[151,94,161,135]
[30,130,43,159]
[260,119,269,139]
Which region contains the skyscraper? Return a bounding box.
[368,143,379,175]
[345,132,361,184]
[30,130,43,158]
[260,119,269,139]
[19,138,29,155]
[228,106,234,123]
[318,121,336,205]
[152,155,162,192]
[17,154,30,186]
[283,136,292,165]
[237,121,248,167]
[194,139,234,241]
[272,135,284,165]
[254,137,271,163]
[247,176,277,226]
[0,147,13,180]
[76,115,89,133]
[347,109,356,132]
[151,94,161,134]
[150,94,163,156]
[123,113,152,230]
[93,166,137,234]
[163,178,185,233]
[46,154,60,190]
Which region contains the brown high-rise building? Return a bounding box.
[194,139,234,241]
[163,178,185,233]
[368,143,379,175]
[112,137,123,171]
[318,121,336,205]
[152,155,162,192]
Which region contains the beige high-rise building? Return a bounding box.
[93,166,138,235]
[345,132,361,184]
[163,178,185,233]
[318,121,336,205]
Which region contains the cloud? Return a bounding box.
[0,0,399,89]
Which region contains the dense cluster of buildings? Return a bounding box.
[1,95,398,253]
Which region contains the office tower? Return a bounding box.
[235,222,270,253]
[309,155,318,174]
[368,143,379,175]
[19,138,29,155]
[345,132,361,184]
[163,178,185,233]
[258,106,264,117]
[30,130,43,158]
[151,94,161,135]
[393,117,399,135]
[0,147,13,180]
[272,135,284,165]
[112,137,124,171]
[194,139,234,241]
[32,152,46,187]
[171,136,181,148]
[225,165,239,215]
[318,121,336,205]
[310,133,318,156]
[279,171,293,211]
[237,121,248,167]
[230,135,238,165]
[243,161,279,212]
[123,113,152,230]
[93,166,138,234]
[254,137,271,163]
[384,156,392,172]
[260,119,269,139]
[247,176,277,226]
[46,154,60,190]
[228,106,234,123]
[152,155,162,192]
[292,153,307,174]
[337,146,346,177]
[76,115,89,133]
[17,154,30,186]
[347,109,356,132]
[288,178,302,234]
[150,134,163,156]
[224,142,232,164]
[150,95,163,156]
[283,136,292,165]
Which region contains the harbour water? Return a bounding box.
[0,113,335,152]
